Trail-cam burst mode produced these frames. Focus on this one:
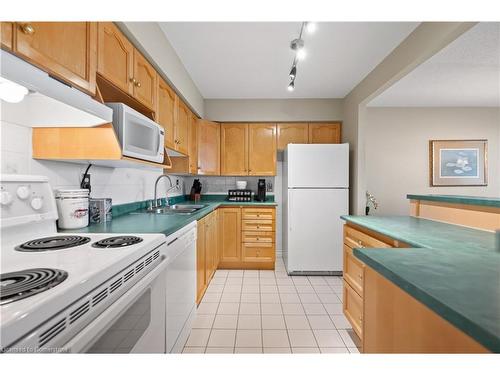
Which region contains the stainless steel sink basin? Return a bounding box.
[132,204,207,215]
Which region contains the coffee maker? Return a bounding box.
[256,179,266,201]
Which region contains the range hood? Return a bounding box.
[0,50,112,127]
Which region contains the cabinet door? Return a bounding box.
[308,123,341,144]
[196,218,207,304]
[97,22,133,95]
[157,77,176,149]
[14,22,97,95]
[219,208,241,263]
[1,22,13,49]
[174,98,189,155]
[197,120,220,175]
[248,123,277,176]
[220,123,248,175]
[188,113,198,174]
[277,123,309,150]
[133,49,157,110]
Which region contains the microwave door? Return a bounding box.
[122,112,162,163]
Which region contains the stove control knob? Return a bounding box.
[17,186,30,200]
[0,191,13,206]
[30,197,43,210]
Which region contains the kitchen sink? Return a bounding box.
[131,204,207,215]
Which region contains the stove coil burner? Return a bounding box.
[92,236,143,249]
[16,236,91,252]
[0,268,68,306]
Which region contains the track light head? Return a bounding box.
[289,65,297,80]
[287,80,295,92]
[290,38,304,52]
[305,22,317,34]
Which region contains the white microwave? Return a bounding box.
[106,102,165,163]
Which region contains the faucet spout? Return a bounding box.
[154,174,173,208]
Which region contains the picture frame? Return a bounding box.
[429,139,488,187]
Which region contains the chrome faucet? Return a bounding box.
[365,191,379,215]
[153,174,174,208]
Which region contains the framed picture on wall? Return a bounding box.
[429,140,488,186]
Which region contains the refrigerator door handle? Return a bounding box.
[289,190,292,232]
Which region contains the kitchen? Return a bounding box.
[0,2,499,372]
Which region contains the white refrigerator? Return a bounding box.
[282,143,349,275]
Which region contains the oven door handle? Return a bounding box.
[61,255,169,353]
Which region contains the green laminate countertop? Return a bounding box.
[66,195,276,237]
[340,215,496,252]
[341,215,499,352]
[407,194,500,208]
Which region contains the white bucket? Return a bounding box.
[55,189,90,229]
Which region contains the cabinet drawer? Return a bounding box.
[343,245,364,296]
[242,208,275,220]
[344,225,392,249]
[242,231,275,243]
[242,220,275,232]
[343,281,363,339]
[242,242,275,262]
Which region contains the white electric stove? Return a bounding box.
[0,175,171,353]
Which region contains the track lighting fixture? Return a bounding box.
[287,22,316,92]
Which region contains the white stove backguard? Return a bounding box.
[0,174,59,246]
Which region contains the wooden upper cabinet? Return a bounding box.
[133,49,157,110]
[174,97,189,155]
[277,123,309,150]
[157,77,176,149]
[248,123,277,176]
[219,208,242,263]
[197,120,220,175]
[97,22,133,95]
[309,123,341,144]
[188,113,198,174]
[1,22,13,49]
[13,22,97,95]
[221,123,248,176]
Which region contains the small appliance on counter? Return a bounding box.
[190,179,202,201]
[89,198,112,224]
[227,189,252,202]
[255,179,267,201]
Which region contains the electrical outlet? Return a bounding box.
[81,173,91,192]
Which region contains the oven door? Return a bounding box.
[122,109,164,163]
[62,257,168,353]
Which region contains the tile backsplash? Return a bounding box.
[183,176,275,194]
[0,121,185,204]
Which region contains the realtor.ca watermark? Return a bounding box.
[2,346,70,353]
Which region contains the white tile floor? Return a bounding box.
[183,258,361,354]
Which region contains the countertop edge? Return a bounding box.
[340,215,427,249]
[354,248,500,353]
[407,194,500,208]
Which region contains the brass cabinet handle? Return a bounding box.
[357,240,364,248]
[135,81,141,88]
[130,77,137,84]
[357,274,363,280]
[20,23,35,35]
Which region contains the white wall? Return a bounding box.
[119,22,205,117]
[204,99,343,122]
[365,107,500,215]
[0,121,185,205]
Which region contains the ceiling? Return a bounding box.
[159,22,418,99]
[369,22,500,107]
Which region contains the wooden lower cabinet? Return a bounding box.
[342,223,405,351]
[218,206,276,270]
[196,210,218,304]
[363,266,488,353]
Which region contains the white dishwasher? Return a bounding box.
[164,221,197,353]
